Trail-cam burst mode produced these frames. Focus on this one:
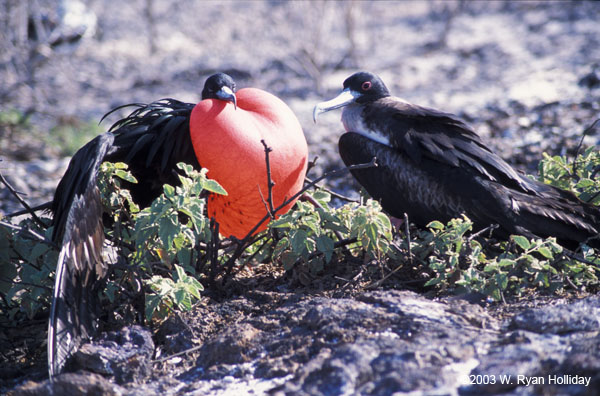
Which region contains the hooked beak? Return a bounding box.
[216,86,237,110]
[313,88,359,123]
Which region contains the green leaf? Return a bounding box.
[537,246,553,259]
[427,220,445,230]
[174,265,187,282]
[203,179,228,195]
[158,215,179,251]
[163,184,175,198]
[512,235,531,250]
[290,229,311,256]
[145,294,163,322]
[174,288,192,311]
[498,258,516,268]
[496,273,508,290]
[315,235,334,263]
[281,251,298,270]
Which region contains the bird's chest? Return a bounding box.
[341,105,390,146]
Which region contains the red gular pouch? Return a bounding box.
[190,87,308,238]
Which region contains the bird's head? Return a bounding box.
[202,73,237,109]
[313,71,390,122]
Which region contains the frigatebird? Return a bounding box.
[48,73,308,376]
[313,71,600,248]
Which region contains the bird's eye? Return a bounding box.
[361,81,372,91]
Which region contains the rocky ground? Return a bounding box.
[2,1,600,395]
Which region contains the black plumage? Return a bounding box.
[48,73,237,377]
[314,71,600,248]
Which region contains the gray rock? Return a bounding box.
[9,372,125,396]
[510,297,600,334]
[73,325,154,384]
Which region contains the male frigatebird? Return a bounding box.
[48,73,308,376]
[313,71,600,248]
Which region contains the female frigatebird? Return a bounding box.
[313,71,599,248]
[49,73,308,376]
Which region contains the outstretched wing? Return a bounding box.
[48,133,114,376]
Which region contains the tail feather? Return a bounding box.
[48,223,103,376]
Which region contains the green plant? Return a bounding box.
[1,145,599,328]
[538,146,600,205]
[0,216,56,321]
[270,191,392,273]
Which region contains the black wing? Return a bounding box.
[363,99,541,195]
[48,99,198,376]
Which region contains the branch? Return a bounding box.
[0,169,47,228]
[572,118,600,179]
[260,140,276,216]
[404,213,413,266]
[303,176,358,203]
[5,201,52,217]
[0,219,54,246]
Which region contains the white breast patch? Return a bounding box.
[341,105,391,147]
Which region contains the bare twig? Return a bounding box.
[564,275,581,292]
[0,219,52,245]
[0,277,53,292]
[0,170,47,228]
[5,201,52,217]
[335,267,364,293]
[208,218,221,285]
[230,235,270,277]
[468,223,500,241]
[260,140,276,216]
[365,261,406,290]
[562,250,600,267]
[404,213,413,266]
[306,156,319,175]
[303,176,358,203]
[572,118,600,178]
[153,344,203,363]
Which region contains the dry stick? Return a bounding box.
[335,267,364,293]
[260,140,276,216]
[230,235,271,277]
[303,176,358,203]
[365,261,406,290]
[0,219,53,246]
[403,212,413,266]
[208,218,221,284]
[0,170,46,228]
[220,157,379,282]
[305,156,319,175]
[562,249,600,267]
[6,201,52,217]
[153,344,203,363]
[573,118,600,170]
